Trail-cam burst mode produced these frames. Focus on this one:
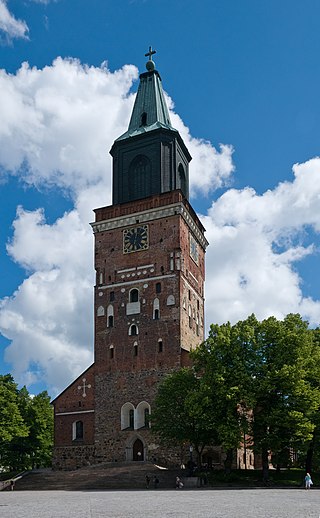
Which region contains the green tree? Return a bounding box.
[0,375,28,469]
[151,368,218,465]
[28,391,54,468]
[248,314,320,480]
[304,327,320,473]
[191,318,256,471]
[0,375,53,471]
[9,388,54,470]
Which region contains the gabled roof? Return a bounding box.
[50,362,94,405]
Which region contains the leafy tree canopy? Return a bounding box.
[0,375,53,471]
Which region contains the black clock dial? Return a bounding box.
[123,225,149,253]
[189,234,199,264]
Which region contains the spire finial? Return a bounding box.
[145,45,156,71]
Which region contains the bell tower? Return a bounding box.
[111,46,191,204]
[52,49,209,468]
[91,48,208,464]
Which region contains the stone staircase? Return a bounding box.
[14,462,187,491]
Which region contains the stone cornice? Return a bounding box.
[91,202,209,250]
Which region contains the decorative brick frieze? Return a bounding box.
[91,200,208,251]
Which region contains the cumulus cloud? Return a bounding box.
[1,56,319,397]
[0,58,138,199]
[0,206,93,394]
[202,157,320,328]
[169,103,235,195]
[0,0,29,41]
[0,57,234,394]
[2,55,319,397]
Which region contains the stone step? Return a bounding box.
[14,464,187,491]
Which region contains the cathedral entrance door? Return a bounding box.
[132,438,144,461]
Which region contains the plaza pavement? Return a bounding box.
[1,489,320,518]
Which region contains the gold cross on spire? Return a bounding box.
[145,45,156,61]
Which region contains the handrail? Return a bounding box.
[0,471,28,491]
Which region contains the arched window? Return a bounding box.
[128,155,152,201]
[188,305,192,328]
[178,163,187,197]
[134,344,138,356]
[144,408,150,427]
[136,401,151,429]
[129,324,138,336]
[72,420,84,441]
[167,295,175,306]
[140,112,147,126]
[153,298,160,320]
[130,289,139,303]
[97,305,105,317]
[127,288,140,316]
[108,315,114,327]
[158,339,163,353]
[109,345,114,359]
[156,282,161,293]
[196,313,200,336]
[121,402,135,430]
[107,305,114,328]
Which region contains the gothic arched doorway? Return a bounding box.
[132,438,144,461]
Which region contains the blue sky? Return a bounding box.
[0,0,320,396]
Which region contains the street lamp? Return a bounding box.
[189,445,194,476]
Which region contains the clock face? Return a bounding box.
[189,234,199,264]
[123,225,149,253]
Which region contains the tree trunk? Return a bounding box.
[195,446,203,468]
[306,439,314,474]
[224,448,233,474]
[262,448,269,482]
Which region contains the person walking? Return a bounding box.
[175,476,183,489]
[305,472,313,490]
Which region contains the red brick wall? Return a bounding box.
[53,191,208,468]
[53,365,95,447]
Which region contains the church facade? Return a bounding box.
[52,49,209,469]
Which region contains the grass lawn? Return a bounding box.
[205,469,316,487]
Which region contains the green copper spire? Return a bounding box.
[116,46,176,141]
[110,48,191,205]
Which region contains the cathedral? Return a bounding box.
[52,48,208,469]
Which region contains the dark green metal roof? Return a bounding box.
[116,59,177,142]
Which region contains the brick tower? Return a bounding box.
[52,48,208,469]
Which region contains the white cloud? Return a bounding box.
[0,58,138,198]
[168,108,234,195]
[3,56,319,393]
[0,57,234,394]
[0,0,29,40]
[202,157,320,329]
[0,206,94,394]
[1,55,319,397]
